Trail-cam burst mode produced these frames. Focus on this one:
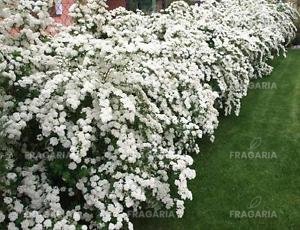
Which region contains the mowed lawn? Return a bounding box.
[134,50,300,230]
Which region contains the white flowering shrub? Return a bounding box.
[0,0,297,229]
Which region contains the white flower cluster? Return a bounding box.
[0,0,297,229]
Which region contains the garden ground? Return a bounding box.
[134,50,300,230]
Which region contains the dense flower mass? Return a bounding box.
[0,0,297,229]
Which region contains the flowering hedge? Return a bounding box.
[0,0,297,229]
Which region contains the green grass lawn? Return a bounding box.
[134,50,300,230]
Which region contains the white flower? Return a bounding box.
[44,219,52,228]
[0,211,5,223]
[100,106,113,123]
[6,172,17,180]
[50,137,59,146]
[8,212,18,221]
[68,162,77,170]
[21,219,30,229]
[36,214,44,223]
[4,197,13,204]
[7,222,18,230]
[14,201,24,213]
[73,212,81,222]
